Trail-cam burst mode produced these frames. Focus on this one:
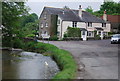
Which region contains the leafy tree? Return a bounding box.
[100,1,120,15]
[85,6,93,14]
[22,20,39,38]
[20,13,38,27]
[2,1,28,47]
[93,1,120,17]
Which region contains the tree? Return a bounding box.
[22,20,39,38]
[20,13,38,27]
[96,1,120,15]
[2,1,28,47]
[85,6,93,14]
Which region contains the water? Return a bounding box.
[2,50,59,79]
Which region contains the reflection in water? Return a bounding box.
[2,50,59,79]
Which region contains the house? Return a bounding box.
[101,15,120,33]
[39,6,111,40]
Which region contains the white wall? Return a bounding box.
[61,21,72,38]
[59,20,111,39]
[77,22,86,28]
[103,23,111,32]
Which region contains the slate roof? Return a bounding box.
[44,7,107,23]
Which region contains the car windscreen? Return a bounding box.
[112,35,120,38]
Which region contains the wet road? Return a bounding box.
[47,39,118,79]
[2,50,59,79]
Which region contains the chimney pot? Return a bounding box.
[79,5,82,9]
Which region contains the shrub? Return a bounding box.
[49,35,58,41]
[12,38,24,48]
[26,34,35,38]
[95,35,101,40]
[108,32,114,36]
[65,27,81,38]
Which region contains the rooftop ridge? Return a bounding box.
[44,6,79,11]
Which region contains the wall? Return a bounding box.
[39,9,51,38]
[61,21,72,38]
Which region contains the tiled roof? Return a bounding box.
[44,7,107,23]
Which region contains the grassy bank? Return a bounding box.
[22,41,77,79]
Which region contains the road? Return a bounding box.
[45,39,118,79]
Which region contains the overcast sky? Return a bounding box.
[25,0,119,17]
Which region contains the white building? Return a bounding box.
[39,6,111,40]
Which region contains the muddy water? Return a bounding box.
[2,50,59,79]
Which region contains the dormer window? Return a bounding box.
[102,23,106,27]
[88,22,92,27]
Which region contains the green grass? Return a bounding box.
[23,41,77,79]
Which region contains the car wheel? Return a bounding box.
[111,42,113,44]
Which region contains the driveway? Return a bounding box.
[43,39,118,79]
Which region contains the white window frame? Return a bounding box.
[88,22,92,27]
[102,23,106,27]
[45,22,48,27]
[44,13,47,19]
[72,21,77,27]
[41,23,43,28]
[87,31,93,37]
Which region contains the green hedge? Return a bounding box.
[22,41,77,79]
[64,27,81,38]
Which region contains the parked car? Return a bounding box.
[111,34,120,44]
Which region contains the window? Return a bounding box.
[98,31,101,35]
[44,31,47,35]
[44,13,47,19]
[41,23,43,28]
[82,31,85,35]
[57,31,60,36]
[102,23,106,27]
[45,22,48,27]
[72,21,77,27]
[88,22,92,27]
[87,31,92,36]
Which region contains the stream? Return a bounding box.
[2,49,59,79]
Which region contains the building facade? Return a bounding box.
[39,6,111,40]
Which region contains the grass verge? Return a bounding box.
[22,41,77,79]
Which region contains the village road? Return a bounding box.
[45,39,118,79]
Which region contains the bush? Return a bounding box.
[12,38,24,48]
[26,34,35,38]
[108,32,114,36]
[49,35,58,41]
[95,35,101,40]
[64,27,81,38]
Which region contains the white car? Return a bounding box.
[111,34,120,44]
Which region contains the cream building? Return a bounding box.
[39,6,111,40]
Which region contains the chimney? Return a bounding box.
[62,10,65,14]
[79,5,82,18]
[103,10,107,21]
